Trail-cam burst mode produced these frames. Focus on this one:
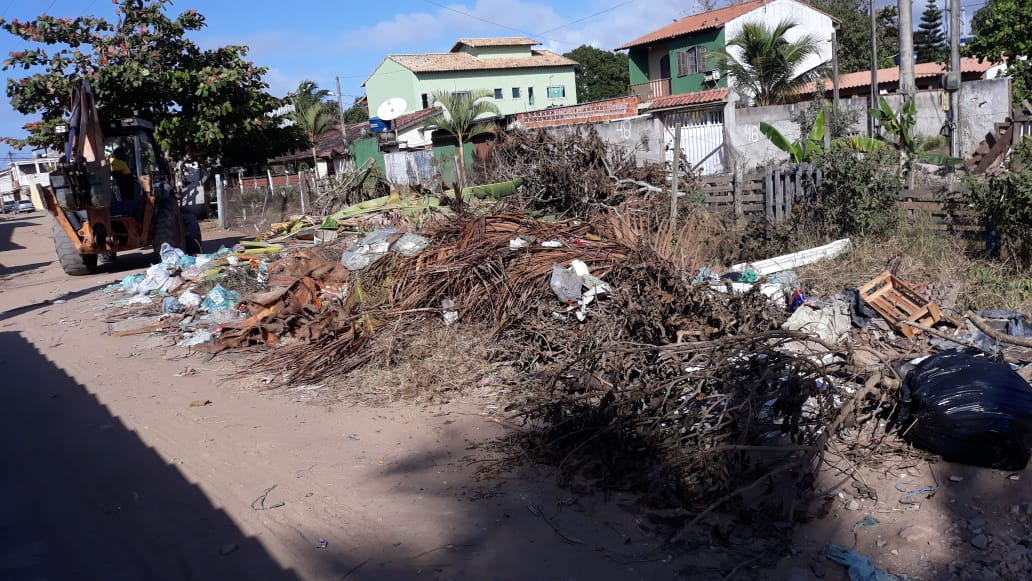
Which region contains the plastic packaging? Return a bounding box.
[162,296,184,314]
[135,264,171,294]
[509,237,527,249]
[441,298,459,326]
[898,351,1032,470]
[341,228,397,270]
[120,274,146,294]
[178,291,202,308]
[825,544,898,581]
[391,232,429,256]
[201,284,241,312]
[159,242,186,265]
[549,264,582,303]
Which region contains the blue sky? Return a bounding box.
[0,0,703,161]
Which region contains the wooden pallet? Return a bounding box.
[859,271,942,338]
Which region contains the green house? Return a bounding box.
[363,37,578,121]
[615,0,833,110]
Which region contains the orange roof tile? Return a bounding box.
[387,50,576,74]
[826,57,994,91]
[645,88,730,110]
[616,0,766,51]
[451,37,539,51]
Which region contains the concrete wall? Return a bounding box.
[538,114,665,166]
[726,78,1012,167]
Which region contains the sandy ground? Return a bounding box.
[0,212,683,581]
[3,211,1030,580]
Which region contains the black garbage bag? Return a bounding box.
[898,351,1032,470]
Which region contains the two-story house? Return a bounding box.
[615,0,834,110]
[363,37,578,123]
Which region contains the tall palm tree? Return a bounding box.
[713,19,825,106]
[288,80,337,192]
[429,89,500,207]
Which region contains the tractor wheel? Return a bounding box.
[52,218,98,276]
[182,212,203,254]
[151,199,182,260]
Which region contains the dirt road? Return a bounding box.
[0,213,680,581]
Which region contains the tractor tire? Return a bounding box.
[52,218,98,276]
[152,199,182,260]
[182,212,203,254]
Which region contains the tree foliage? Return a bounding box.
[343,97,367,124]
[288,80,338,175]
[966,0,1032,104]
[914,0,947,63]
[561,45,629,103]
[806,0,899,73]
[713,19,826,106]
[0,0,300,168]
[429,89,500,208]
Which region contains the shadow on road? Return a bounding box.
[0,330,323,580]
[0,218,37,252]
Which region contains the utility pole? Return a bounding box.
[831,29,840,139]
[898,0,916,102]
[868,0,878,137]
[948,0,962,157]
[335,76,350,154]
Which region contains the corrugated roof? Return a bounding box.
[451,37,539,51]
[616,0,766,51]
[645,88,730,110]
[827,58,994,90]
[387,50,576,73]
[269,122,372,163]
[392,106,442,132]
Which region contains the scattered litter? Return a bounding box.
[391,232,429,256]
[549,263,582,304]
[315,538,328,549]
[509,237,527,249]
[162,296,184,314]
[341,227,397,270]
[202,284,241,312]
[178,330,212,347]
[860,271,941,338]
[189,400,212,407]
[541,240,562,248]
[853,516,880,530]
[732,238,851,276]
[251,484,285,511]
[219,543,239,556]
[178,291,201,308]
[441,298,459,326]
[825,544,898,581]
[781,299,851,343]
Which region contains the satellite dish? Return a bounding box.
[376,97,408,121]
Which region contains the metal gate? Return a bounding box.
[664,109,725,175]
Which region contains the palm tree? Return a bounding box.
[713,19,825,106]
[428,89,500,208]
[288,80,337,197]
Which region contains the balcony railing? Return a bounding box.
[628,78,671,100]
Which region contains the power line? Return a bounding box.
[536,0,634,35]
[419,0,576,46]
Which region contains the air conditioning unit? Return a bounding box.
[704,70,721,82]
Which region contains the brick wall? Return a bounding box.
[516,97,639,129]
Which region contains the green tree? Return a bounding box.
[966,0,1032,104]
[428,89,500,209]
[0,1,297,168]
[561,45,629,102]
[914,0,947,63]
[343,97,367,124]
[808,1,899,73]
[288,80,338,181]
[713,19,826,106]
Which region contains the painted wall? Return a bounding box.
[723,0,834,100]
[364,58,420,120]
[668,28,726,94]
[365,58,576,119]
[628,50,649,86]
[415,66,577,116]
[350,137,385,173]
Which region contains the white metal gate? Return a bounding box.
[664,109,725,175]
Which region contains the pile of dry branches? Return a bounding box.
[482,127,668,215]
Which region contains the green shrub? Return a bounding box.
[966,167,1032,267]
[811,148,902,238]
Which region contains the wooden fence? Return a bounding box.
[698,165,978,231]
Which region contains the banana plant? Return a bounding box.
[760,108,825,163]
